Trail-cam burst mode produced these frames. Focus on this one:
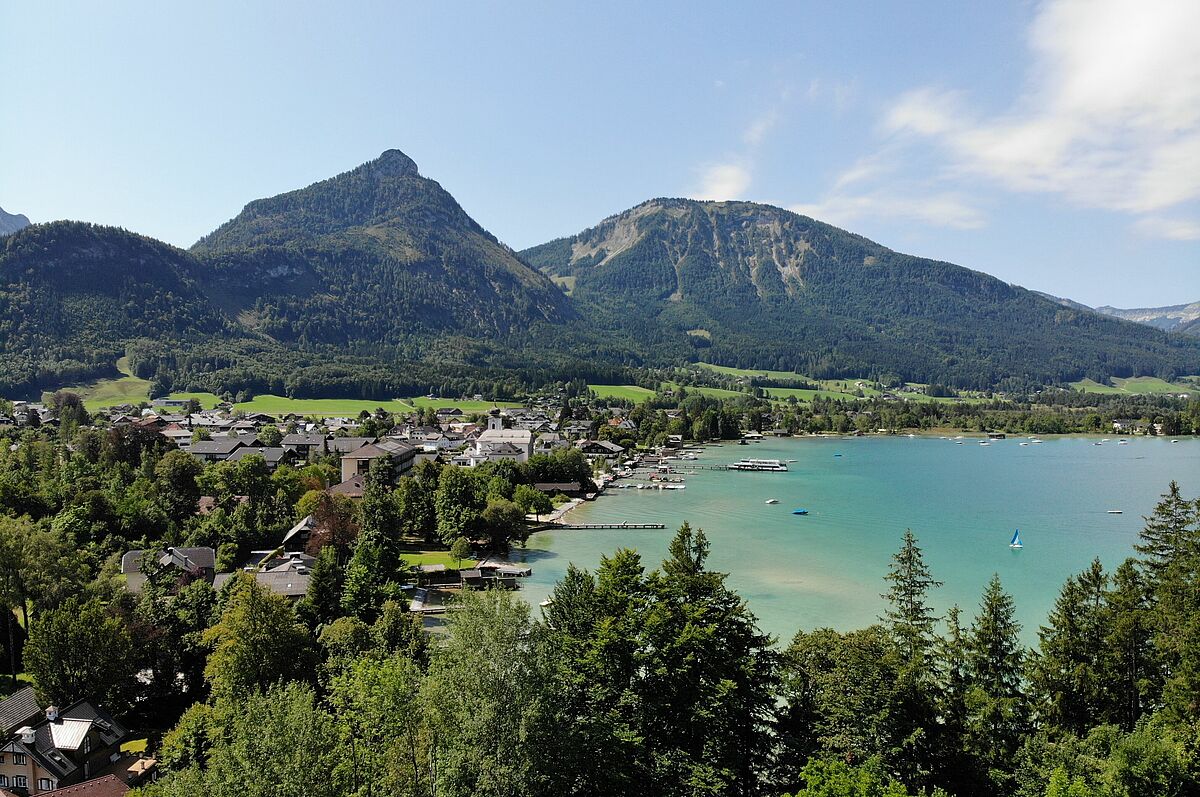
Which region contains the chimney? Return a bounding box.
[18,726,34,744]
[46,706,59,722]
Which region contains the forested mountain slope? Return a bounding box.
[523,199,1200,388]
[0,221,229,393]
[191,149,574,345]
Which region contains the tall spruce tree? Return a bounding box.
[1031,559,1109,735]
[1103,559,1158,730]
[882,529,943,662]
[965,574,1027,792]
[1134,481,1200,580]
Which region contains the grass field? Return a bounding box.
[401,550,470,568]
[664,381,748,399]
[47,357,155,411]
[159,394,522,417]
[590,384,658,401]
[1071,377,1196,396]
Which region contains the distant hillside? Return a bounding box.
[0,207,30,236]
[1095,301,1200,336]
[192,149,573,345]
[523,199,1200,388]
[0,221,229,393]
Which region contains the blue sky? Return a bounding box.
[3,0,1198,307]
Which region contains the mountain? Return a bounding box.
[191,149,573,346]
[0,221,228,393]
[522,198,1200,388]
[1094,301,1200,337]
[0,151,581,397]
[0,207,30,236]
[4,160,1199,399]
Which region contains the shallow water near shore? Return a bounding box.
[517,436,1199,644]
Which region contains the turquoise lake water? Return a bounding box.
[516,436,1199,645]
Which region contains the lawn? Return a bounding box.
[48,357,154,411]
[666,382,748,399]
[401,550,471,568]
[590,384,658,401]
[157,394,522,417]
[697,362,810,382]
[1071,377,1196,396]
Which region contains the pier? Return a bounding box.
[554,522,666,530]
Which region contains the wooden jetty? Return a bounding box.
[555,522,666,530]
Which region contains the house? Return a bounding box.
[533,481,584,495]
[533,432,569,455]
[187,438,246,463]
[328,474,366,499]
[223,447,297,470]
[339,439,417,483]
[120,547,216,594]
[0,700,130,793]
[39,773,130,797]
[213,551,313,601]
[0,688,41,736]
[327,436,375,455]
[282,515,317,552]
[281,433,327,459]
[575,439,625,459]
[158,424,193,448]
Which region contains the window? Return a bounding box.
[12,753,25,765]
[84,737,91,754]
[38,778,52,790]
[0,775,8,787]
[0,754,5,763]
[13,775,26,788]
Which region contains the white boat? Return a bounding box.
[1107,509,1123,514]
[979,441,991,446]
[765,498,779,504]
[727,458,789,472]
[1010,529,1024,549]
[1019,442,1029,446]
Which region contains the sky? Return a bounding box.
[3,0,1198,308]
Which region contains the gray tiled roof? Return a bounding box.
[0,686,40,734]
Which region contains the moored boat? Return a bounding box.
[727,458,789,472]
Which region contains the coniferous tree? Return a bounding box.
[965,574,1027,792]
[882,529,943,663]
[1133,481,1200,580]
[1030,559,1109,735]
[1103,559,1158,730]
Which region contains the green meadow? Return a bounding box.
[1071,376,1197,396]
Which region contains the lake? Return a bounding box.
[517,436,1199,645]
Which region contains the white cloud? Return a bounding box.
[883,0,1200,230]
[790,191,985,231]
[743,108,779,147]
[693,162,752,201]
[1134,216,1200,240]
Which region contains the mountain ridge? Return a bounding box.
[2,157,1198,397]
[0,206,30,237]
[522,198,1200,388]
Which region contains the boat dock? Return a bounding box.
[555,522,666,530]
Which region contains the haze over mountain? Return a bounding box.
[2,153,1199,398]
[0,207,30,237]
[522,199,1200,388]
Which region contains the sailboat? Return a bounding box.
[1009,529,1024,549]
